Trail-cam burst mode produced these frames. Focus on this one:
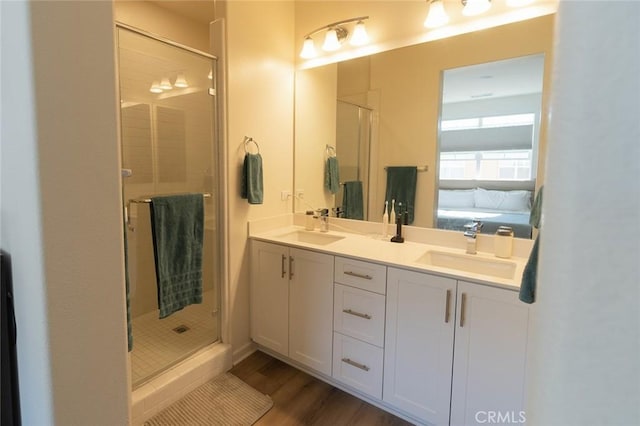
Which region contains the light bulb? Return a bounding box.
[149,81,163,94]
[322,28,341,51]
[462,0,492,16]
[424,0,450,28]
[174,74,188,88]
[349,21,369,46]
[300,37,317,59]
[159,77,172,90]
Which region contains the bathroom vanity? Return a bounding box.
[249,215,532,426]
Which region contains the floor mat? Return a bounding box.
[145,373,273,425]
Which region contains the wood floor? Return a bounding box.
[230,350,414,426]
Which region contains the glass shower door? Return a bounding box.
[116,26,220,388]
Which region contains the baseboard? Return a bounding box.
[232,340,257,366]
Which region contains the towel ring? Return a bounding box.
[326,144,336,157]
[244,136,260,155]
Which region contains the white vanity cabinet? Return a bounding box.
[250,240,334,376]
[384,268,530,426]
[449,281,530,426]
[384,267,457,426]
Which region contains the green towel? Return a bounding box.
[241,153,264,204]
[342,181,364,220]
[150,194,204,319]
[325,156,340,194]
[520,186,543,304]
[384,167,418,224]
[123,204,132,351]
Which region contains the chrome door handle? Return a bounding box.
[289,256,294,280]
[460,292,467,328]
[445,289,451,323]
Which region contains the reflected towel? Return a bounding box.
[241,153,264,204]
[520,186,543,304]
[384,167,418,224]
[325,156,340,194]
[150,194,204,319]
[519,235,539,304]
[343,181,364,220]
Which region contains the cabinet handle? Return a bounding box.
[460,292,467,328]
[289,256,294,280]
[342,309,372,320]
[341,357,370,372]
[281,254,286,278]
[344,271,373,280]
[444,289,451,323]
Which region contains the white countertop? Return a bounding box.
[249,221,529,291]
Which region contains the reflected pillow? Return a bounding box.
[474,188,532,211]
[438,189,476,208]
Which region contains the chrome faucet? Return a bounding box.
[463,220,483,254]
[318,208,329,232]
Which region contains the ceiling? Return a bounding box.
[442,54,545,104]
[151,0,216,25]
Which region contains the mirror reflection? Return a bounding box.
[293,15,553,238]
[435,54,545,238]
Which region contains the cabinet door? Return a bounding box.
[289,248,334,376]
[384,268,456,426]
[250,241,289,356]
[450,281,530,426]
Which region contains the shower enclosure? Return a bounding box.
[116,25,221,388]
[335,100,373,220]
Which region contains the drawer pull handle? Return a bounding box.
[343,309,372,320]
[289,256,294,280]
[344,271,373,280]
[341,358,370,372]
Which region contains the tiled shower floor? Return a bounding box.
[130,290,219,388]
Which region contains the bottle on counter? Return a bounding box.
[305,210,315,231]
[494,226,514,258]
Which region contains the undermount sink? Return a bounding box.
[276,230,345,246]
[415,250,517,280]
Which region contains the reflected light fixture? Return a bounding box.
[300,16,369,59]
[159,77,173,90]
[174,73,189,88]
[149,81,163,94]
[462,0,492,16]
[424,0,450,28]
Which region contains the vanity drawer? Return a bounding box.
[334,284,385,347]
[332,332,383,400]
[334,257,386,294]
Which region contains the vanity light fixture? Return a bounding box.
[299,16,370,59]
[461,0,492,16]
[424,0,450,28]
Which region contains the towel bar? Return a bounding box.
[384,165,429,172]
[129,193,211,204]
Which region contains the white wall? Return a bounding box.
[222,0,295,361]
[1,2,54,424]
[1,1,130,425]
[528,1,640,424]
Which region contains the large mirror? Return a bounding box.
[294,14,553,238]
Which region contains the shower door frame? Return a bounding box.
[114,22,229,378]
